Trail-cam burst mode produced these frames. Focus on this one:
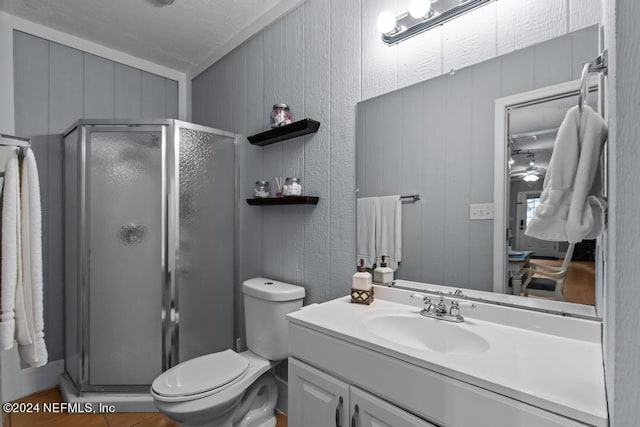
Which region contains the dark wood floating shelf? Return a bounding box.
[246,196,320,206]
[247,119,321,146]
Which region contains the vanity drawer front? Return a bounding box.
[290,324,589,427]
[350,386,436,427]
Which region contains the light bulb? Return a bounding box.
[409,0,432,19]
[509,157,515,165]
[529,159,535,166]
[377,10,397,33]
[523,173,539,182]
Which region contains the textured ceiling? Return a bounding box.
[0,0,285,72]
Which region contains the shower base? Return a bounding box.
[59,374,157,413]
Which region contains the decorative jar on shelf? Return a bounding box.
[271,104,292,128]
[283,177,302,197]
[254,181,270,198]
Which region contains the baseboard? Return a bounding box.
[0,348,64,401]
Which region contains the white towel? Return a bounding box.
[525,105,607,243]
[357,196,402,270]
[17,149,47,367]
[357,197,377,268]
[0,148,25,350]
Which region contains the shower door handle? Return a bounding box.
[119,223,147,245]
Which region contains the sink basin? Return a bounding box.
[360,310,490,355]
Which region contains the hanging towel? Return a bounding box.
[375,196,402,270]
[356,196,402,270]
[17,149,47,367]
[0,148,25,350]
[525,105,608,243]
[357,197,378,268]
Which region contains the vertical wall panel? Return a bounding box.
[262,20,284,281]
[443,68,473,288]
[191,65,216,126]
[280,8,306,287]
[571,25,600,78]
[165,79,179,119]
[14,32,49,136]
[500,46,536,96]
[398,26,442,88]
[497,0,569,56]
[397,85,423,281]
[419,77,447,283]
[84,53,115,118]
[229,46,248,347]
[48,43,83,361]
[242,33,265,291]
[329,0,361,298]
[141,71,167,119]
[303,0,331,303]
[442,3,498,72]
[49,44,84,132]
[569,0,602,32]
[534,33,573,88]
[468,58,502,290]
[114,63,142,119]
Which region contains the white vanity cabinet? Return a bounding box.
[289,358,434,427]
[288,320,593,427]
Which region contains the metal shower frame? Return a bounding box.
[61,119,239,394]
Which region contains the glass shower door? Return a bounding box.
[174,123,236,363]
[86,127,165,388]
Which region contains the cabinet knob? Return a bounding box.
[335,396,343,427]
[351,404,359,427]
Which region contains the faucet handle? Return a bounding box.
[410,293,431,306]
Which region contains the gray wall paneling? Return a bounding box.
[191,6,598,304]
[84,54,115,118]
[13,31,179,362]
[114,64,142,118]
[356,27,599,290]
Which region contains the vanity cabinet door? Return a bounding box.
[349,387,436,427]
[289,358,350,427]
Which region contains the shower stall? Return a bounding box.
[62,120,237,396]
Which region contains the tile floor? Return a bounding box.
[3,388,287,427]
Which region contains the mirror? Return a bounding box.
[355,26,602,317]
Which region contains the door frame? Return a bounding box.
[493,79,601,294]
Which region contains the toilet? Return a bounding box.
[151,278,305,427]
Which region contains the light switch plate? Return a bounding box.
[470,203,494,220]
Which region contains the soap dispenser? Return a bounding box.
[352,259,372,290]
[373,255,394,285]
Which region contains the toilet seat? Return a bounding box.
[151,350,249,402]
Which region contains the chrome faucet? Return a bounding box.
[411,294,474,323]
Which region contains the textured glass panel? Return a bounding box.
[63,129,80,385]
[177,127,235,362]
[88,130,163,386]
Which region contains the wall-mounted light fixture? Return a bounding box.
[377,0,493,45]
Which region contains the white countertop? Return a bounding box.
[287,289,607,427]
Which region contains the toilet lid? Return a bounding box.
[152,350,249,398]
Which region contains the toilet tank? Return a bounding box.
[243,278,305,361]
